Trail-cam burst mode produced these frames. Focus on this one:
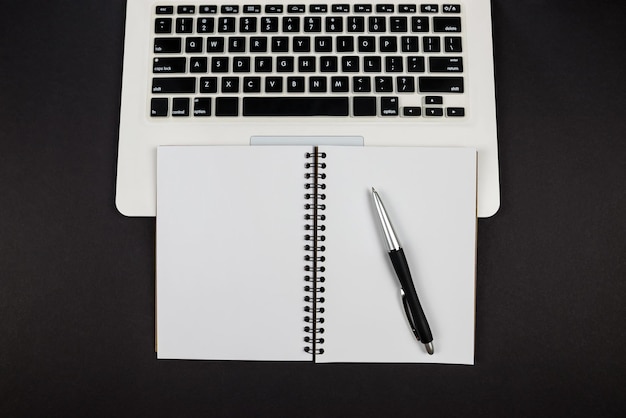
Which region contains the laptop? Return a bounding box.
[117,0,499,217]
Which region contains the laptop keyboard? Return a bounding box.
[150,3,467,118]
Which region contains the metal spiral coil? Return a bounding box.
[303,147,327,358]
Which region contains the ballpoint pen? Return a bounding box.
[371,188,434,355]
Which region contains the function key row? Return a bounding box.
[156,16,461,34]
[156,4,462,15]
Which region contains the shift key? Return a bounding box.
[152,77,196,93]
[418,76,464,93]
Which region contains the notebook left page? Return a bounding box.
[156,146,310,361]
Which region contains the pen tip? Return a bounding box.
[425,342,434,355]
[371,187,376,193]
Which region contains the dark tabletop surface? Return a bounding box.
[1,1,625,416]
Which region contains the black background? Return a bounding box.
[1,1,625,416]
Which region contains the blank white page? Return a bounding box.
[319,147,477,364]
[156,146,310,361]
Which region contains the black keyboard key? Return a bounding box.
[358,36,375,52]
[207,37,225,52]
[399,5,417,13]
[211,57,229,72]
[244,5,262,13]
[315,36,333,52]
[272,36,289,52]
[176,17,193,33]
[283,16,300,32]
[385,56,403,72]
[243,97,349,116]
[229,37,246,52]
[310,4,328,13]
[412,16,429,32]
[402,36,419,52]
[153,57,186,73]
[221,77,239,93]
[218,17,236,32]
[390,17,407,32]
[347,16,365,32]
[293,37,311,52]
[326,16,343,32]
[193,98,212,116]
[376,4,394,13]
[380,36,397,52]
[331,76,349,92]
[353,97,376,116]
[419,77,464,93]
[186,37,203,53]
[250,37,268,52]
[243,77,262,92]
[200,77,218,93]
[353,76,371,92]
[240,17,257,32]
[215,97,239,116]
[403,107,421,116]
[277,57,295,72]
[407,56,425,72]
[265,5,283,13]
[155,18,172,33]
[369,16,386,32]
[172,98,190,116]
[364,56,381,72]
[262,17,279,32]
[433,17,462,32]
[255,57,273,72]
[156,6,173,14]
[447,107,465,117]
[152,77,196,94]
[425,96,443,104]
[200,5,218,14]
[154,37,182,53]
[396,76,415,92]
[288,4,306,13]
[190,57,207,72]
[375,76,393,92]
[178,5,196,14]
[425,107,444,116]
[320,56,338,72]
[304,16,322,32]
[299,56,316,72]
[423,36,441,52]
[445,36,462,52]
[332,4,350,13]
[233,57,251,72]
[265,77,283,92]
[342,56,359,72]
[354,4,372,13]
[381,97,399,116]
[421,4,439,13]
[443,4,461,13]
[150,98,168,116]
[309,77,327,92]
[336,36,354,52]
[287,76,306,92]
[221,5,239,13]
[197,17,215,33]
[429,56,463,72]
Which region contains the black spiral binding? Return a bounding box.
[303,146,327,359]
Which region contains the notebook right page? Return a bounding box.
[319,147,477,364]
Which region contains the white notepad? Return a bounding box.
[156,145,477,364]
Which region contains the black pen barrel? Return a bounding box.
[389,248,433,344]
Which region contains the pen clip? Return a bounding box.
[400,289,421,342]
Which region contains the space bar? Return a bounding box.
[243,97,349,116]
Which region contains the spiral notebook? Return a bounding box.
[156,145,477,364]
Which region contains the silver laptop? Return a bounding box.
[117,0,499,217]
